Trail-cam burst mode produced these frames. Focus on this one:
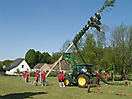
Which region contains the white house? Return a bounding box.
[3,58,31,75]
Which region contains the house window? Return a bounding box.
[22,65,24,68]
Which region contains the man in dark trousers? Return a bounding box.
[33,70,40,86]
[25,71,29,82]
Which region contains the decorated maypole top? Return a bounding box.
[73,0,115,44]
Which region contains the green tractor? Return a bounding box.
[62,53,96,88]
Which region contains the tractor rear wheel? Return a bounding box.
[64,77,72,86]
[77,74,90,88]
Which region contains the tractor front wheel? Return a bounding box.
[77,74,90,88]
[64,77,72,86]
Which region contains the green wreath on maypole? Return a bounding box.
[73,0,115,44]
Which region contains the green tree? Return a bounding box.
[110,23,130,79]
[0,61,3,70]
[2,60,13,67]
[92,24,108,68]
[83,32,97,64]
[41,52,52,64]
[127,26,132,74]
[25,49,38,69]
[60,40,73,52]
[51,52,62,63]
[36,51,42,63]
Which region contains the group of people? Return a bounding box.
[22,70,65,87]
[33,70,46,86]
[22,70,46,86]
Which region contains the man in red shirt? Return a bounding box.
[95,71,100,85]
[25,71,29,82]
[105,72,109,83]
[22,72,25,81]
[58,71,65,87]
[33,70,40,86]
[41,71,46,86]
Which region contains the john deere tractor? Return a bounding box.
[62,53,96,88]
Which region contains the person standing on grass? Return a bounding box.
[22,72,25,81]
[96,71,100,85]
[58,71,65,88]
[104,72,109,84]
[33,70,40,86]
[25,71,29,82]
[41,71,46,86]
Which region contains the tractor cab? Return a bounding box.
[75,64,93,74]
[75,64,96,79]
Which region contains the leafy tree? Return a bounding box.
[36,51,42,63]
[0,61,3,70]
[25,49,38,69]
[2,60,13,67]
[41,52,52,64]
[60,40,73,52]
[51,52,62,63]
[110,23,130,79]
[94,24,109,48]
[82,32,97,64]
[127,26,132,74]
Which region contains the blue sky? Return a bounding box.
[0,0,132,61]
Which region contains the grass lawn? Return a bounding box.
[0,76,132,99]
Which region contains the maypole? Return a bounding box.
[46,0,115,77]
